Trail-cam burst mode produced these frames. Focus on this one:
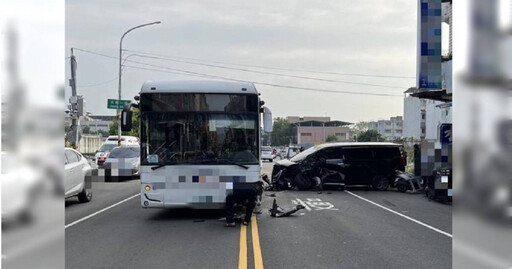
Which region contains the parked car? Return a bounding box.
[1,152,44,223]
[103,146,140,180]
[261,146,275,162]
[271,142,405,191]
[95,135,139,165]
[95,143,117,165]
[65,148,92,202]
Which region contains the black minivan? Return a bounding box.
[271,142,405,191]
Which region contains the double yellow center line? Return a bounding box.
[238,216,264,269]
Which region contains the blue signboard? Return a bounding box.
[418,0,442,90]
[439,123,452,145]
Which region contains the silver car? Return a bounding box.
[103,146,140,180]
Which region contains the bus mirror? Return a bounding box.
[263,106,273,133]
[121,110,133,132]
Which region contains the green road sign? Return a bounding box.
[107,99,131,109]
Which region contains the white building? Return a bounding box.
[403,89,426,140]
[368,116,403,140]
[65,114,115,136]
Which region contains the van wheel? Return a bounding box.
[78,187,92,203]
[372,176,389,191]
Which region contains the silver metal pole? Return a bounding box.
[117,21,161,146]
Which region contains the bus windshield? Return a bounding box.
[141,113,258,165]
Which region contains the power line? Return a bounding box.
[77,77,118,88]
[123,64,403,97]
[73,47,409,90]
[124,53,408,89]
[73,47,403,97]
[125,49,415,79]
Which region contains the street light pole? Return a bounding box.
[118,21,161,145]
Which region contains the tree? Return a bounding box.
[128,108,140,137]
[82,125,90,134]
[109,121,117,135]
[270,117,293,146]
[109,108,139,136]
[349,121,368,140]
[326,135,338,143]
[357,130,381,142]
[98,130,110,137]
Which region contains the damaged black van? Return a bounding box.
[271,142,405,191]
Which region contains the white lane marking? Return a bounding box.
[65,193,140,229]
[294,198,312,211]
[345,191,452,238]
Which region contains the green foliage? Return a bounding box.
[97,130,110,137]
[326,135,338,142]
[109,108,139,136]
[270,117,293,146]
[357,129,381,142]
[109,121,117,135]
[129,108,140,137]
[349,121,368,138]
[82,125,91,134]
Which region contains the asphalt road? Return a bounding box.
[65,161,451,269]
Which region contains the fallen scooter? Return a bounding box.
[393,170,423,193]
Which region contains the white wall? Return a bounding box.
[425,100,452,140]
[403,96,422,139]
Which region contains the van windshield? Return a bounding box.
[290,146,318,162]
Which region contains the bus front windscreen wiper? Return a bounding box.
[216,159,249,169]
[151,164,166,170]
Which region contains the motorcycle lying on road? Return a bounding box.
[393,170,423,193]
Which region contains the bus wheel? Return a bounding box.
[372,176,389,191]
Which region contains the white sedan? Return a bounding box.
[261,146,275,162]
[65,148,92,202]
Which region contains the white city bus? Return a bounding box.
[121,80,272,209]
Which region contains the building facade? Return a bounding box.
[368,116,403,140]
[286,116,351,147]
[65,114,115,136]
[403,91,427,140]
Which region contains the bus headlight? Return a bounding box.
[144,185,151,191]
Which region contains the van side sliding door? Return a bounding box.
[343,147,374,186]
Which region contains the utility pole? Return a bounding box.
[69,48,78,147]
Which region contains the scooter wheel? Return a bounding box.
[397,183,407,193]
